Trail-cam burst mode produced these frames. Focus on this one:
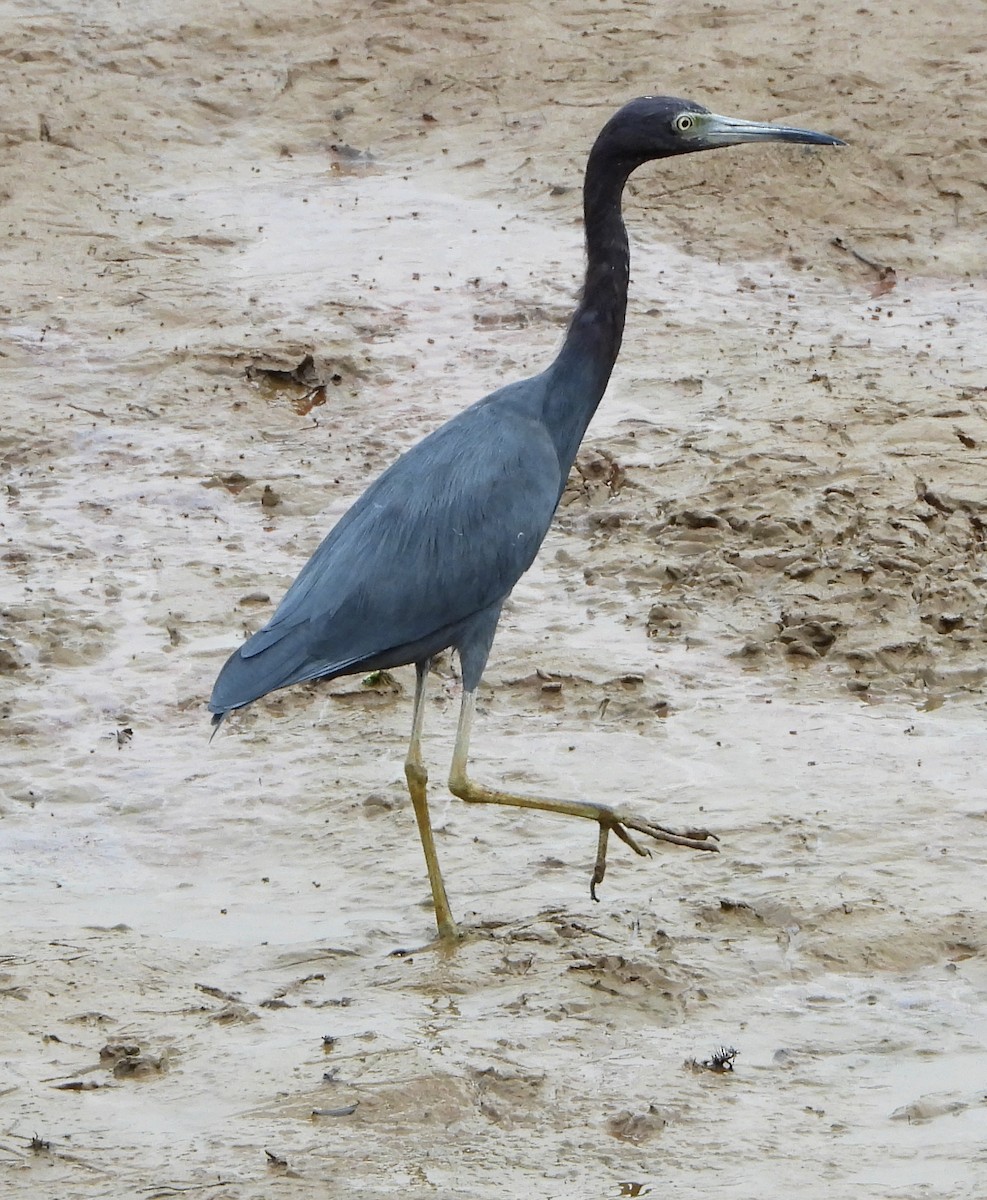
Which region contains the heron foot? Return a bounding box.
[591,812,719,900]
[448,768,718,900]
[390,925,467,957]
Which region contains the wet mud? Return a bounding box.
[2,1,986,1197]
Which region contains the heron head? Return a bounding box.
[598,95,844,167]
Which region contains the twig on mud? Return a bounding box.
[549,917,623,943]
[830,236,891,274]
[831,237,897,296]
[312,1101,359,1117]
[139,1183,238,1197]
[7,1133,115,1176]
[688,1045,739,1074]
[195,982,242,1002]
[66,402,111,419]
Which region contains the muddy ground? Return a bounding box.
[2,0,986,1196]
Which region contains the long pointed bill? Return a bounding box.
[700,112,845,147]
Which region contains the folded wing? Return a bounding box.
[210,389,562,714]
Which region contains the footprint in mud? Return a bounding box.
[606,1103,676,1143]
[469,1063,547,1128]
[567,953,692,1016]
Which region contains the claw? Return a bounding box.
[592,818,653,900]
[609,821,649,858]
[589,810,719,900]
[590,823,609,901]
[683,827,720,844]
[622,814,720,853]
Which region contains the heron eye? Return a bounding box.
[672,114,696,134]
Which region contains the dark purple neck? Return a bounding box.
[542,142,635,474]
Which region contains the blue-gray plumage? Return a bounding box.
[211,389,560,703]
[210,96,844,941]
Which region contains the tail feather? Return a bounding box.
[208,620,357,723]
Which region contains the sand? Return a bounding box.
[2,0,986,1196]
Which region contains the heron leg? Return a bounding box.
[404,661,458,941]
[447,688,719,900]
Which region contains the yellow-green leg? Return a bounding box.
[404,663,458,940]
[448,689,718,898]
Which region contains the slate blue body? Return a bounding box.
[211,381,564,708]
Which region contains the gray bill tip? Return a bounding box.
[704,113,845,147]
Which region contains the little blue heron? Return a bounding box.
[211,96,843,940]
